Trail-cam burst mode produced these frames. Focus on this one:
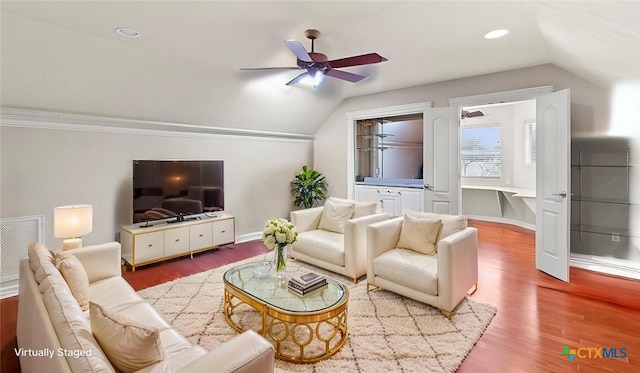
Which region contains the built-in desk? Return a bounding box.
[462,185,536,229]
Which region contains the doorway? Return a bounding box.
[459,99,537,229]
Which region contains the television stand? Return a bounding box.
[120,213,235,271]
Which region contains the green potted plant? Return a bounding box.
[290,166,328,209]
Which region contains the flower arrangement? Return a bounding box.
[262,218,298,276]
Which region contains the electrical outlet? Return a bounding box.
[611,233,620,242]
[505,179,511,185]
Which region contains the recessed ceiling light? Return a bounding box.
[484,29,510,39]
[115,27,141,38]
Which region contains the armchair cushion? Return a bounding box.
[329,197,376,218]
[293,229,344,267]
[373,248,438,295]
[404,210,467,239]
[397,215,443,255]
[318,199,355,234]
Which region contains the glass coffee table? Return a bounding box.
[223,261,349,363]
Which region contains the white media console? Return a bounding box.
[120,213,235,271]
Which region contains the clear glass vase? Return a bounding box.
[273,243,288,278]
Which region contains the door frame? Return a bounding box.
[346,101,433,199]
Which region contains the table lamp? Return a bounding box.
[54,204,93,250]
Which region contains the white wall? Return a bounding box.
[314,64,611,198]
[0,123,313,249]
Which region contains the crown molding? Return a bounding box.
[448,85,554,107]
[346,101,434,120]
[0,107,314,141]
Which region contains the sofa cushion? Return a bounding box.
[90,302,165,373]
[318,199,355,234]
[293,229,345,267]
[373,248,438,295]
[329,197,376,218]
[404,210,467,239]
[28,242,58,284]
[41,275,115,372]
[397,215,442,255]
[53,251,90,311]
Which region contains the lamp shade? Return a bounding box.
[54,204,93,238]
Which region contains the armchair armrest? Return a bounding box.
[290,206,324,232]
[344,212,390,280]
[366,217,403,283]
[176,330,274,373]
[66,242,122,283]
[436,227,478,311]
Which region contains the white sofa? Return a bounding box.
[290,198,389,282]
[366,211,478,318]
[17,241,274,373]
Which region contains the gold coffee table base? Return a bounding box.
[223,287,348,363]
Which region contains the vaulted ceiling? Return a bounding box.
[1,1,638,135]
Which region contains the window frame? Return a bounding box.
[524,120,536,166]
[460,123,503,179]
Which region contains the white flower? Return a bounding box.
[261,218,298,250]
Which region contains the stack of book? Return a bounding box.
[288,272,328,296]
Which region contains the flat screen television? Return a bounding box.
[132,160,224,225]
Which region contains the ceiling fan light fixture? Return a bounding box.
[312,71,324,88]
[484,29,510,39]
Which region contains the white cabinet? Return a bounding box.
[164,227,190,257]
[120,214,235,270]
[189,222,213,252]
[212,219,235,246]
[398,188,424,213]
[355,185,424,216]
[133,231,164,263]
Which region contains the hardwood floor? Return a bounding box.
[2,220,639,372]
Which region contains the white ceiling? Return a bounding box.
[1,1,639,135]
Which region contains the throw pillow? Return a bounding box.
[52,251,90,311]
[90,302,164,373]
[396,215,443,255]
[318,199,355,234]
[329,197,377,218]
[404,210,467,239]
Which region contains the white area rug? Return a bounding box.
[137,253,496,372]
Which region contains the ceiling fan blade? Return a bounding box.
[284,40,313,62]
[327,53,388,69]
[239,67,301,71]
[325,69,368,83]
[285,72,310,86]
[462,110,485,118]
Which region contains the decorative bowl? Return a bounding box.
[250,262,273,279]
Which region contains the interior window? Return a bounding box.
[461,125,502,178]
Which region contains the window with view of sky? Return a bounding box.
[461,126,501,178]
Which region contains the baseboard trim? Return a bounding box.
[570,254,640,280]
[235,232,262,244]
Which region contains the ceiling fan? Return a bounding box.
[461,110,485,119]
[240,29,388,87]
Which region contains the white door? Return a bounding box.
[423,107,460,214]
[536,89,571,281]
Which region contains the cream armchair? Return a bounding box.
[366,211,478,318]
[290,198,389,283]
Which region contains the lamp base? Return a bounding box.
[62,238,83,251]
